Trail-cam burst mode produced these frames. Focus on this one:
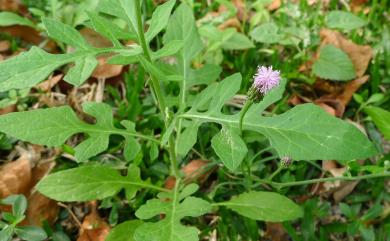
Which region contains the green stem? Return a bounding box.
[239,99,253,135]
[134,0,179,177]
[252,172,390,189]
[268,164,284,181]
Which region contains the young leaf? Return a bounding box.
[12,195,27,218]
[42,18,89,49]
[0,226,13,241]
[106,220,143,241]
[145,0,176,42]
[0,12,36,28]
[181,73,377,167]
[326,11,367,31]
[134,184,211,241]
[312,45,356,81]
[14,226,47,241]
[221,191,303,222]
[365,106,390,140]
[211,126,248,171]
[37,165,161,202]
[0,103,145,162]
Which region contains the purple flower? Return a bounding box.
[252,66,281,94]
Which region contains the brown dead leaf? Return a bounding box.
[0,26,42,45]
[0,156,31,198]
[0,0,21,11]
[265,222,289,241]
[218,18,241,31]
[92,55,123,79]
[267,0,281,11]
[350,0,368,12]
[26,192,59,226]
[0,104,16,115]
[164,160,216,190]
[320,29,373,78]
[77,202,110,241]
[336,75,369,107]
[36,74,63,92]
[0,40,10,52]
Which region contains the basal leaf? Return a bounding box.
[326,10,367,31]
[221,31,254,50]
[0,12,36,28]
[42,18,90,49]
[106,220,143,241]
[312,44,356,81]
[37,165,156,202]
[134,184,211,241]
[145,0,176,42]
[0,103,145,162]
[211,126,248,171]
[365,106,390,140]
[222,191,303,222]
[181,73,377,168]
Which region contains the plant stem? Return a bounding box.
[252,172,390,189]
[239,99,253,135]
[267,164,284,181]
[134,0,179,178]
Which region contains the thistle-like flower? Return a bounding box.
[252,66,281,95]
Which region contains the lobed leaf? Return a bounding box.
[37,165,154,202]
[0,103,144,162]
[134,184,211,241]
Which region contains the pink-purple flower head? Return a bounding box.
[253,66,281,95]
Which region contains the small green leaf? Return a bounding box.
[12,195,27,218]
[326,11,367,31]
[222,191,303,222]
[312,45,356,81]
[250,23,282,44]
[64,55,98,86]
[0,226,13,241]
[37,165,158,202]
[222,31,254,50]
[14,226,47,241]
[365,106,390,140]
[188,64,222,86]
[176,122,200,156]
[106,220,143,241]
[134,184,211,241]
[0,12,36,28]
[211,126,248,171]
[152,40,184,60]
[145,0,176,42]
[42,18,89,49]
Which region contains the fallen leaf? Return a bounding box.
[0,156,31,198]
[218,18,241,31]
[267,0,281,11]
[92,55,123,79]
[265,222,289,241]
[0,104,16,115]
[36,74,63,92]
[0,0,21,11]
[26,192,59,226]
[336,75,370,107]
[0,40,10,52]
[164,160,216,189]
[0,26,42,45]
[77,202,110,241]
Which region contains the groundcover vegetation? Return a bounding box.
[0,0,389,240]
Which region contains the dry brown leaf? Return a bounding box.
[26,192,59,226]
[0,0,21,11]
[320,29,373,78]
[265,222,289,241]
[77,202,110,241]
[164,160,216,190]
[337,75,369,107]
[36,74,63,92]
[0,26,42,45]
[0,40,10,52]
[0,104,16,115]
[267,0,281,11]
[0,156,31,198]
[92,55,123,79]
[218,18,241,31]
